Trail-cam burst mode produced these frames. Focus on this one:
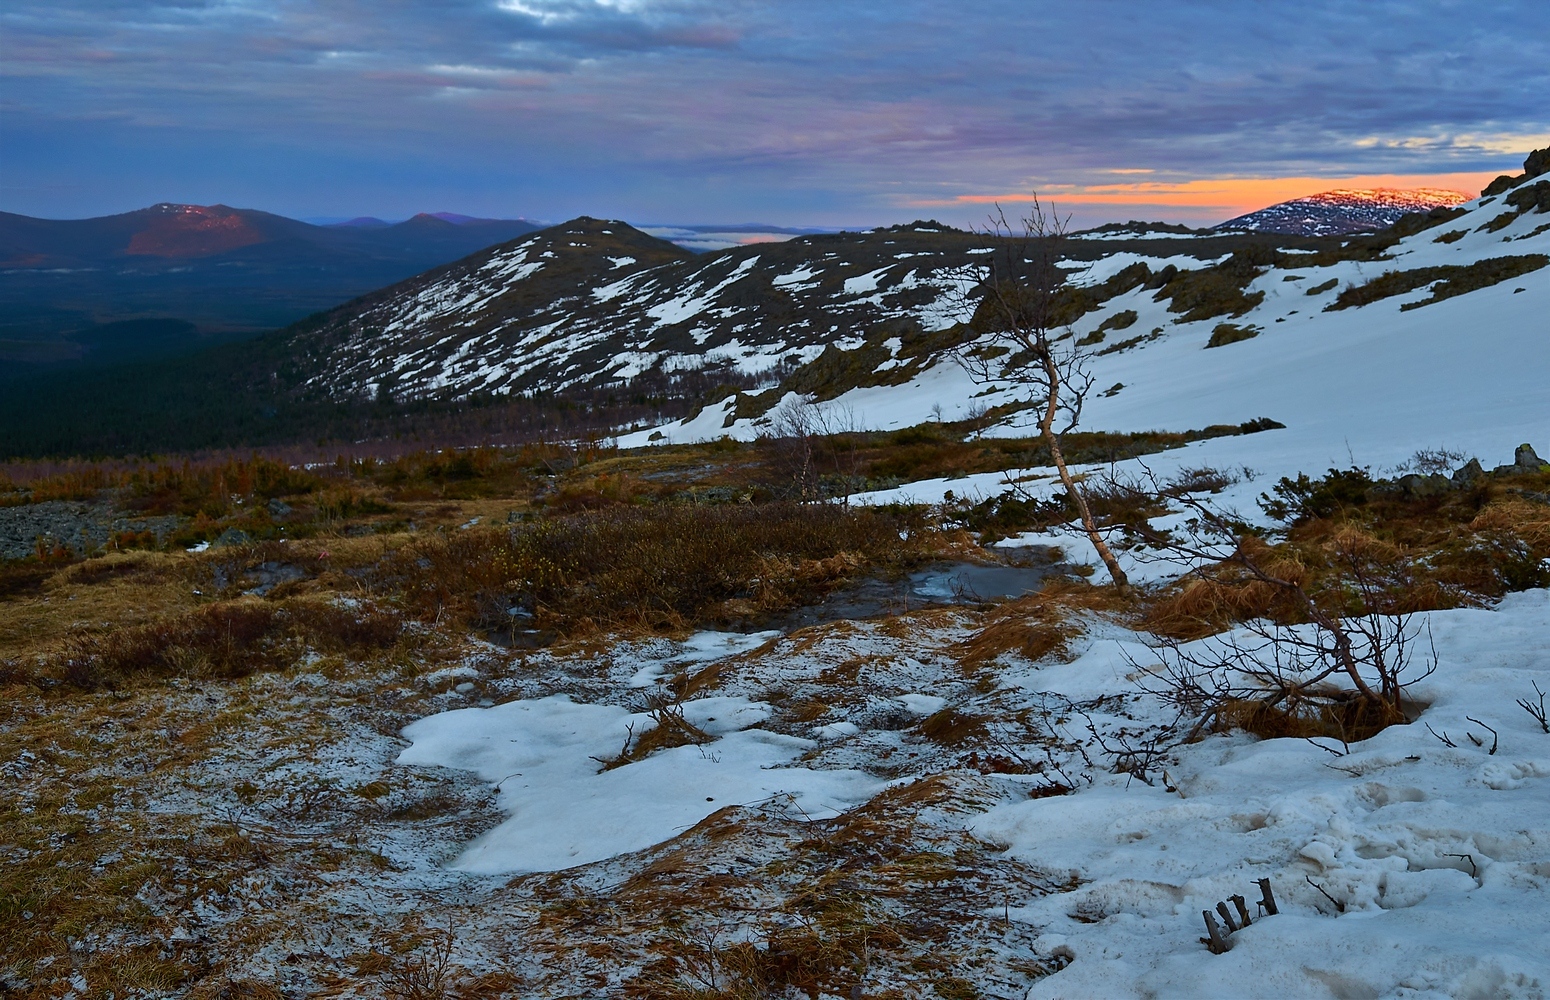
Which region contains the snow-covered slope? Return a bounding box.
[369,170,1550,998]
[632,178,1550,488]
[1218,188,1470,236]
[279,217,1338,401]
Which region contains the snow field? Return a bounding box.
[981,589,1550,999]
[393,588,1550,996]
[398,688,882,875]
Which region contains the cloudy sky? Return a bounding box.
[3,1,1547,228]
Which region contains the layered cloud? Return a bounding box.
[2,1,1547,226]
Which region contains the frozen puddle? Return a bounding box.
[398,693,881,874]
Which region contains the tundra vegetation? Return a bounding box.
[3,424,1550,998]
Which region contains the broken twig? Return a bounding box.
[1465,716,1498,755]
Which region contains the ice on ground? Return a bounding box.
[398,693,882,874]
[626,629,780,688]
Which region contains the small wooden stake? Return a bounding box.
[1216,900,1239,932]
[1256,878,1278,916]
[1230,894,1252,927]
[1202,910,1232,953]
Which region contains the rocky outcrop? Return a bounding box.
[0,500,181,559]
[1481,146,1550,196]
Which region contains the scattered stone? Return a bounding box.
[1492,442,1548,477]
[212,527,252,549]
[0,500,182,559]
[1394,473,1453,499]
[241,561,307,597]
[267,498,293,519]
[1452,458,1485,486]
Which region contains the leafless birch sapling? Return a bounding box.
[955,199,1130,593]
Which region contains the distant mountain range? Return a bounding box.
[6,149,1549,458]
[1217,188,1470,236]
[0,183,1493,388]
[0,203,539,372]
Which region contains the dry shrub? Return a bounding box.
[42,596,402,689]
[594,697,712,770]
[918,708,989,746]
[1144,538,1315,640]
[385,502,931,635]
[383,930,456,1000]
[1215,691,1408,743]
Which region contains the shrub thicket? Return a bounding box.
[1327,255,1548,312]
[379,503,935,633]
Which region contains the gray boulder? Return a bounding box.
[1517,443,1548,472]
[1393,473,1453,499]
[1452,458,1485,486]
[212,527,253,549]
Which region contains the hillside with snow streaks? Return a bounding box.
[1218,187,1471,236]
[631,181,1550,467]
[282,217,1336,402]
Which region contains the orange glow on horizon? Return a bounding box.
[928,172,1499,218]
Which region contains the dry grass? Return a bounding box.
[607,777,1065,999]
[369,502,938,636]
[1472,496,1550,548]
[6,595,404,690]
[0,550,194,659]
[954,580,1126,668]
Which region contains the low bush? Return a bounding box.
[1399,254,1548,311]
[1205,323,1260,348]
[1327,255,1548,312]
[379,503,936,634]
[35,597,404,690]
[1152,248,1273,322]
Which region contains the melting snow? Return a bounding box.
[398,693,881,874]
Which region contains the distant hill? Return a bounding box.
[266,217,1342,405]
[0,215,1347,456]
[0,203,540,373]
[1217,188,1470,236]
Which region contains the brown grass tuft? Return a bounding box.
[954,581,1122,668]
[1472,498,1550,548]
[25,596,404,690]
[1215,691,1409,743]
[187,978,285,1000]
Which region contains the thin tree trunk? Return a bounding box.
[1040,350,1130,594]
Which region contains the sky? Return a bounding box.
[2,1,1548,229]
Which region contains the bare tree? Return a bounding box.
[767,395,869,504]
[813,402,866,506]
[768,393,820,501]
[955,199,1130,593]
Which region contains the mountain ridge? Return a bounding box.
[0,203,543,371]
[1217,187,1471,236]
